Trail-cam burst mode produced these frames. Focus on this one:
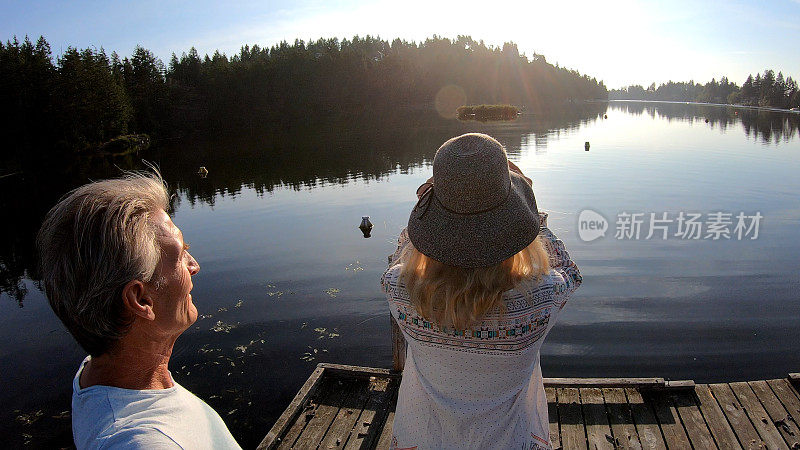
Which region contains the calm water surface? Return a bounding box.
[2,102,799,447]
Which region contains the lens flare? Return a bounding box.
[435,84,466,119]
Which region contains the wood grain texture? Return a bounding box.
[625,388,666,450]
[729,381,788,450]
[648,391,692,449]
[694,384,742,450]
[580,387,615,450]
[748,380,800,449]
[558,387,588,450]
[603,388,643,450]
[670,391,716,449]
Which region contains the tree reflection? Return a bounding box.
[608,101,800,144]
[0,105,607,304]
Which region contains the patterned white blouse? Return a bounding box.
[381,213,582,450]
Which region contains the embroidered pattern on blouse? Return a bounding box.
[381,212,582,355]
[384,272,557,352]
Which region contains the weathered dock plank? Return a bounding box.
[343,377,397,450]
[748,380,800,448]
[766,378,800,424]
[277,377,341,449]
[375,409,395,450]
[263,365,800,450]
[694,384,742,450]
[318,380,370,449]
[558,387,588,450]
[648,390,692,449]
[260,365,324,448]
[291,378,357,449]
[603,387,643,449]
[546,387,561,449]
[580,387,615,450]
[729,381,788,450]
[710,383,765,450]
[670,391,717,449]
[546,377,665,388]
[625,388,666,450]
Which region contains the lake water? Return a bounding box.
[2,101,799,447]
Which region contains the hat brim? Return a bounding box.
[407,171,540,268]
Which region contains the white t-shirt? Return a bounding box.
[381,214,582,450]
[72,357,242,449]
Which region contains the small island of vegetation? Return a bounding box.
[457,104,519,121]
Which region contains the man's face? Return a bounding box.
[148,210,200,336]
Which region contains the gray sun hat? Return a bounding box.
[407,133,540,268]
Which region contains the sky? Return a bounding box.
[2,0,799,89]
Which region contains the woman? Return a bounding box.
[381,133,581,450]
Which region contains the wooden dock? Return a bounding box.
[259,365,800,449]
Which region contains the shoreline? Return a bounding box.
[609,99,800,114]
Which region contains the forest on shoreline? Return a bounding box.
[609,71,800,109]
[0,35,607,163]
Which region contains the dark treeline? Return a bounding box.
[0,35,607,163]
[609,70,800,109]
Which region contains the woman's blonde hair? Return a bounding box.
[399,236,550,330]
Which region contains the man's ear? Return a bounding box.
[122,280,155,321]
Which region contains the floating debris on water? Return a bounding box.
[345,261,364,272]
[234,299,243,308]
[211,321,237,333]
[52,410,70,419]
[199,344,220,354]
[324,288,340,298]
[314,327,340,339]
[359,216,373,238]
[232,338,265,355]
[301,346,322,361]
[200,313,213,320]
[217,307,228,313]
[301,322,307,329]
[15,410,43,426]
[265,284,284,297]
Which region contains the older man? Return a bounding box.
[37,172,241,449]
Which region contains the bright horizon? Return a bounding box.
[2,0,799,89]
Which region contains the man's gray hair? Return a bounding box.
[37,171,170,356]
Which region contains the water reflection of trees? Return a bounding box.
[0,105,606,304]
[154,105,608,206]
[0,155,141,306]
[609,101,800,144]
